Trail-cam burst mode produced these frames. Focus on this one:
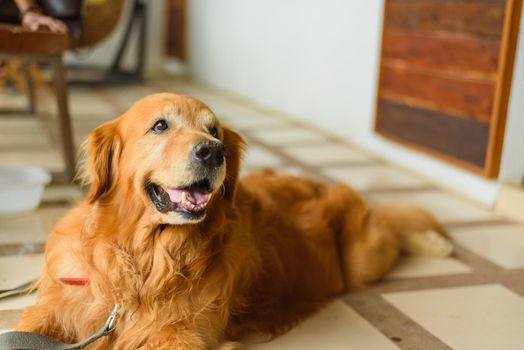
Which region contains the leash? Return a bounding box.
[0,281,35,300]
[0,304,120,350]
[0,281,120,350]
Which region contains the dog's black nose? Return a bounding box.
[192,141,226,168]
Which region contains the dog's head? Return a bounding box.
[79,93,244,225]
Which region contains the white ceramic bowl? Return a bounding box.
[0,165,51,214]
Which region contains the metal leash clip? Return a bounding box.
[102,304,120,336]
[60,303,122,349]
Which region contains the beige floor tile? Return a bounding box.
[0,215,48,244]
[251,129,326,145]
[0,149,64,173]
[69,90,117,118]
[0,294,37,311]
[323,165,428,191]
[450,225,524,269]
[100,88,164,112]
[175,85,210,95]
[241,166,324,182]
[213,104,262,118]
[243,145,284,170]
[33,206,69,231]
[249,300,398,350]
[0,254,43,290]
[211,102,278,120]
[387,256,472,279]
[0,309,23,331]
[0,132,51,149]
[0,118,43,135]
[0,92,27,109]
[194,96,242,113]
[273,165,314,177]
[42,185,83,204]
[0,206,67,244]
[281,144,369,165]
[384,284,524,350]
[225,116,290,130]
[368,191,495,223]
[495,184,524,224]
[73,119,109,133]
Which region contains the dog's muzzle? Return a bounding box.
[146,178,214,220]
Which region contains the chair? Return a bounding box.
[0,24,76,181]
[0,0,129,181]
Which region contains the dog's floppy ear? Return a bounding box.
[78,121,121,204]
[222,126,245,200]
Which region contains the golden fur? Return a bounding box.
[17,93,451,349]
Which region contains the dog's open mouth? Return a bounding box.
[146,178,212,218]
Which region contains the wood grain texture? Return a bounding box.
[377,98,489,168]
[376,0,521,177]
[0,24,71,54]
[165,0,186,60]
[380,64,495,122]
[383,30,501,77]
[385,0,506,38]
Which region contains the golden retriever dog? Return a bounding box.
[17,93,452,349]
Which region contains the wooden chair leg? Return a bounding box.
[22,63,35,114]
[51,55,76,181]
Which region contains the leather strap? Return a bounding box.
[0,281,35,300]
[0,304,120,350]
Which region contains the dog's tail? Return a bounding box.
[373,204,453,257]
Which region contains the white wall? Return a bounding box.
[189,0,382,141]
[188,0,523,206]
[500,16,524,187]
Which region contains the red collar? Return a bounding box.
[60,277,90,286]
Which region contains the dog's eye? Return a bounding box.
[209,126,219,138]
[152,119,169,133]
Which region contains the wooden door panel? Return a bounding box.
[385,0,506,37]
[378,98,490,168]
[165,0,186,60]
[383,30,501,76]
[375,0,522,177]
[380,65,495,122]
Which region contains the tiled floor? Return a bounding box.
[1,79,524,349]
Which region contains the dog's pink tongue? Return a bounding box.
[165,188,184,203]
[191,190,209,205]
[165,188,210,205]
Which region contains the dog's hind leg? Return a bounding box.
[373,204,453,258]
[338,208,401,290]
[336,197,453,290]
